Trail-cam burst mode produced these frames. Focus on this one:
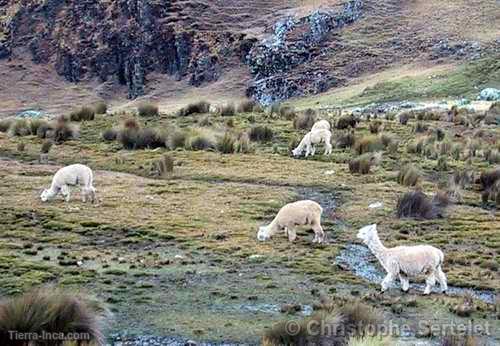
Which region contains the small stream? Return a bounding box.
[336,244,497,304]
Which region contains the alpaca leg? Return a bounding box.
[399,274,410,292]
[424,272,437,295]
[325,143,332,155]
[311,145,316,156]
[305,144,311,157]
[312,223,325,243]
[436,266,448,293]
[381,273,396,292]
[61,185,71,202]
[286,228,297,242]
[81,187,88,203]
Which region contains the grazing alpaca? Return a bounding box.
[257,200,325,243]
[357,224,447,295]
[292,129,332,157]
[311,120,331,131]
[41,164,96,203]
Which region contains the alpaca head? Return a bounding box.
[40,189,53,202]
[292,147,302,157]
[357,224,378,243]
[257,226,271,241]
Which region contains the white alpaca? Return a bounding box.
[41,164,96,203]
[292,129,332,157]
[311,120,331,131]
[257,200,325,243]
[357,224,447,295]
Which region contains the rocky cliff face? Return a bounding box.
[246,0,363,105]
[1,0,252,99]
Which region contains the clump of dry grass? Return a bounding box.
[185,128,217,151]
[169,130,188,149]
[137,101,159,117]
[153,154,174,176]
[397,164,421,186]
[336,131,355,149]
[353,135,384,155]
[93,101,107,115]
[263,300,383,346]
[279,105,297,120]
[414,122,428,133]
[70,106,95,121]
[398,111,412,125]
[29,118,49,135]
[217,132,236,153]
[396,190,446,219]
[293,109,317,130]
[51,117,80,143]
[349,152,382,174]
[16,142,25,152]
[0,287,110,346]
[40,140,53,154]
[178,100,210,116]
[369,120,382,134]
[440,333,480,346]
[335,115,357,130]
[436,156,449,171]
[235,132,252,153]
[116,120,167,150]
[102,128,118,142]
[220,103,236,116]
[485,149,500,164]
[8,119,31,136]
[249,125,273,142]
[237,99,257,113]
[0,118,13,132]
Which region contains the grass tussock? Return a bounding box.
[137,102,159,117]
[249,125,273,142]
[178,100,210,116]
[398,111,412,125]
[40,140,53,154]
[93,101,107,115]
[348,336,392,346]
[70,106,95,121]
[0,118,13,132]
[153,154,174,176]
[440,334,480,346]
[414,122,428,133]
[263,300,382,346]
[397,164,421,186]
[0,287,110,346]
[349,152,382,174]
[336,131,355,149]
[8,119,31,136]
[235,132,252,153]
[117,121,167,150]
[237,99,257,113]
[369,121,382,134]
[479,168,500,191]
[185,129,216,151]
[336,115,357,130]
[396,190,446,219]
[217,132,236,154]
[220,103,236,117]
[102,128,118,142]
[170,130,188,149]
[29,118,49,135]
[353,135,384,155]
[51,117,80,143]
[293,109,316,130]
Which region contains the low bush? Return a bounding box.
[336,131,355,149]
[0,118,13,132]
[170,130,187,149]
[220,103,236,116]
[397,165,421,186]
[185,129,216,151]
[51,117,79,143]
[217,132,236,154]
[349,153,382,174]
[70,106,95,121]
[396,190,445,219]
[40,140,53,154]
[237,99,257,113]
[137,102,159,117]
[369,121,382,134]
[353,135,384,155]
[398,111,412,125]
[293,110,316,130]
[94,101,107,114]
[8,119,31,136]
[279,106,296,120]
[178,100,210,116]
[336,115,357,130]
[102,128,118,142]
[249,125,273,142]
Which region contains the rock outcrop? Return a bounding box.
[1,0,249,99]
[246,0,363,105]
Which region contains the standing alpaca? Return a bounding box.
[357,224,447,295]
[257,200,325,243]
[292,129,332,157]
[41,164,96,203]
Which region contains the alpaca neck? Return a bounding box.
[366,235,388,264]
[267,218,281,236]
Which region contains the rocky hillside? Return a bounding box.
[0,0,499,111]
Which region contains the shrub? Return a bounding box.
[170,130,187,149]
[397,165,421,186]
[154,154,174,176]
[438,140,452,156]
[349,153,381,174]
[8,119,31,136]
[348,336,392,346]
[51,117,79,143]
[268,103,281,117]
[479,169,500,191]
[379,133,398,153]
[29,118,48,135]
[0,118,13,132]
[435,128,446,141]
[118,127,140,150]
[369,120,382,134]
[252,104,264,113]
[16,142,25,152]
[451,144,462,160]
[40,140,53,154]
[249,125,273,142]
[185,129,216,151]
[398,111,412,125]
[396,190,443,219]
[220,102,236,116]
[235,133,252,154]
[0,287,110,346]
[70,106,95,121]
[102,128,118,142]
[178,100,210,116]
[94,101,107,114]
[137,102,159,117]
[436,156,449,171]
[353,135,383,155]
[293,110,316,130]
[486,149,500,164]
[440,333,479,346]
[414,122,428,133]
[336,131,355,149]
[237,99,256,113]
[217,132,236,154]
[336,115,357,130]
[137,128,167,149]
[123,118,140,130]
[279,105,296,120]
